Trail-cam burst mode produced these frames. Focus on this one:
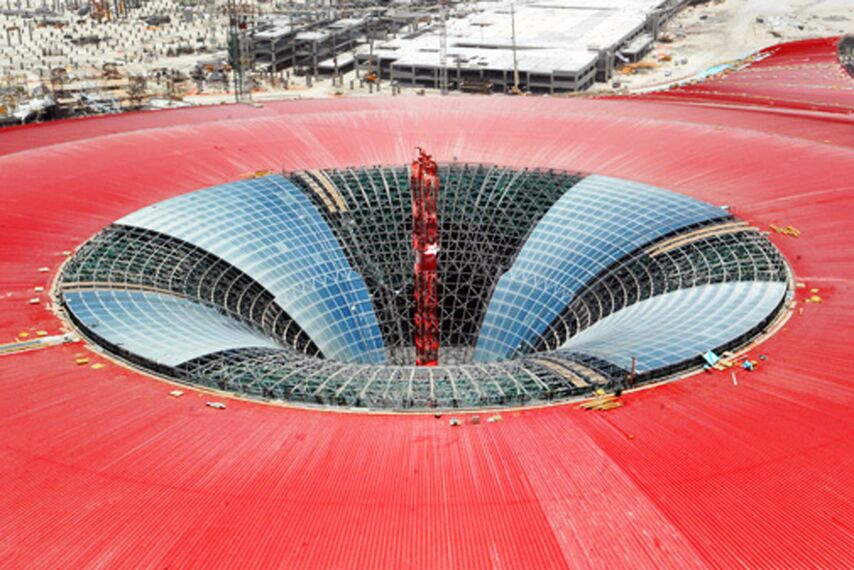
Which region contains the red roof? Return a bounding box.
[1,37,852,568]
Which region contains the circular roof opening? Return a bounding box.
[59,165,790,410]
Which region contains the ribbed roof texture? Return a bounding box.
[1,37,852,568]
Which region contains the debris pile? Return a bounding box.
[578,389,623,412]
[769,224,801,238]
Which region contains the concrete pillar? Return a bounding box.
[312,40,318,77]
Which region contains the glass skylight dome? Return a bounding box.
[60,165,790,410]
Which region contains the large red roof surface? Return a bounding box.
[1,37,852,568]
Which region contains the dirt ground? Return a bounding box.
[604,0,853,93]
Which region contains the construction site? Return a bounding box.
[2,0,672,121]
[1,0,853,565]
[3,0,851,123]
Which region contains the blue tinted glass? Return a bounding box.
[475,175,729,362]
[119,176,386,364]
[65,289,281,366]
[559,281,786,371]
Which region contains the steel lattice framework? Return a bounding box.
[58,165,791,410]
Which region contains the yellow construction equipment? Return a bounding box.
[578,389,623,411]
[621,61,659,74]
[769,224,801,238]
[241,170,273,179]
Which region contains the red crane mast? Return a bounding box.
[411,149,440,366]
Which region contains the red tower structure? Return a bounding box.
[411,148,440,366]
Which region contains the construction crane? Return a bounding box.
[510,2,522,95]
[439,0,448,94]
[227,0,254,104]
[411,148,440,367]
[365,13,378,82]
[509,2,521,95]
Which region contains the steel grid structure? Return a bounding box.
[59,165,790,410]
[62,224,321,356]
[287,164,585,363]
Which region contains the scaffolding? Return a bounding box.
[286,164,584,364]
[411,149,440,366]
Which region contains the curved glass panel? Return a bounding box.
[474,175,729,362]
[559,281,787,372]
[118,176,386,364]
[60,168,789,410]
[64,289,281,367]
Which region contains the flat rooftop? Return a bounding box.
[390,46,598,75]
[363,0,677,76]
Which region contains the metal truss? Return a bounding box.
[287,164,583,365]
[176,347,606,409]
[60,224,320,356]
[530,222,789,354]
[60,166,791,410]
